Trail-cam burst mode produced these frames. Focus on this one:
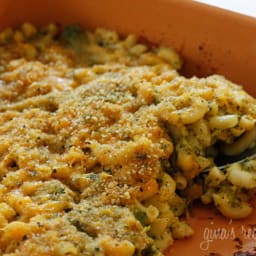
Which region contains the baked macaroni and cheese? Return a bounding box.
[0,23,255,256]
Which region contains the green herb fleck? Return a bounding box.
[134,210,148,226]
[55,187,65,194]
[62,24,82,46]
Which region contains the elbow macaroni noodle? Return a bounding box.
[0,23,255,256]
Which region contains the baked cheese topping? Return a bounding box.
[0,23,255,256]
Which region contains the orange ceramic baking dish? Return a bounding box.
[0,0,255,255]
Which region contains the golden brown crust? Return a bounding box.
[0,23,255,256]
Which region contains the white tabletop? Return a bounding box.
[195,0,256,18]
